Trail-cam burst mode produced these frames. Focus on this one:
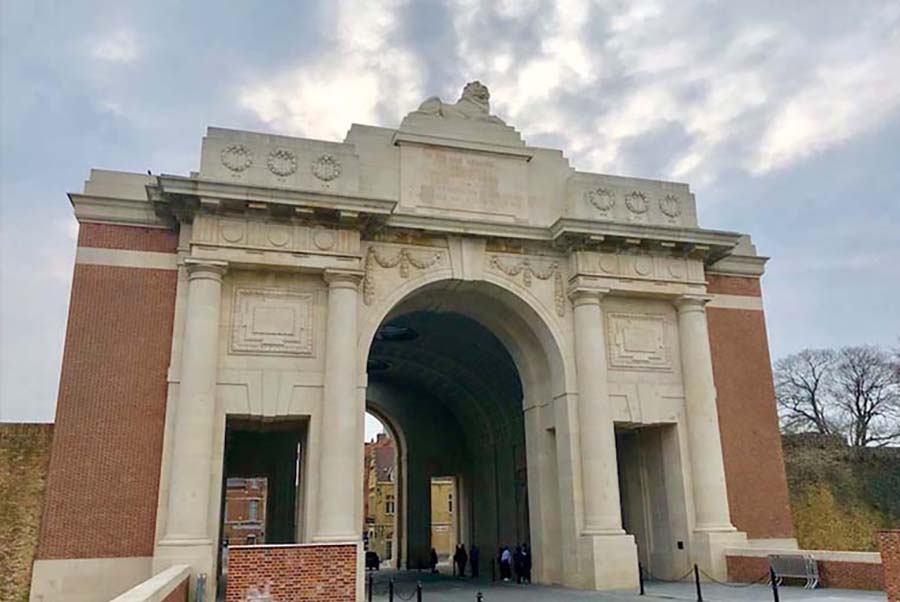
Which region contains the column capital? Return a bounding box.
[567,286,610,306]
[324,268,364,289]
[184,258,228,282]
[674,293,712,313]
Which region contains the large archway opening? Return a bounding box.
[361,279,568,581]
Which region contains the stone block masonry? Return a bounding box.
[882,531,900,602]
[226,543,357,602]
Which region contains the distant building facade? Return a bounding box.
[364,434,396,563]
[222,477,267,545]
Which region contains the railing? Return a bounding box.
[109,564,191,602]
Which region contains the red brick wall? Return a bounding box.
[78,223,178,253]
[37,223,177,559]
[706,274,794,539]
[881,531,900,602]
[727,555,883,590]
[226,544,357,602]
[162,578,189,602]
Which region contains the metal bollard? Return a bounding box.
[417,581,423,602]
[389,578,394,602]
[476,592,484,602]
[770,567,780,602]
[368,572,373,602]
[196,573,207,602]
[491,559,496,582]
[638,562,645,596]
[693,564,703,602]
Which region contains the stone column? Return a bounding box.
[570,289,624,534]
[569,287,638,589]
[314,270,363,542]
[675,295,735,532]
[161,258,227,544]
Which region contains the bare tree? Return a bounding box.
[774,349,838,435]
[831,345,900,447]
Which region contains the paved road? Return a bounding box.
[365,570,886,602]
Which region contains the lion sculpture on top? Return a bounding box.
[414,81,506,124]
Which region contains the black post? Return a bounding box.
[769,568,780,602]
[477,593,484,602]
[368,572,373,602]
[638,562,645,596]
[491,559,496,582]
[389,578,394,602]
[693,564,703,602]
[417,581,423,602]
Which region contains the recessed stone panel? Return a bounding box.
[230,288,314,356]
[607,313,672,372]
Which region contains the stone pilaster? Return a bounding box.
[314,269,364,542]
[569,286,638,589]
[675,294,745,578]
[156,258,227,596]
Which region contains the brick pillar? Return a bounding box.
[881,530,900,602]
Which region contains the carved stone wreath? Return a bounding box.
[625,191,649,214]
[363,246,443,305]
[267,148,298,177]
[311,154,342,181]
[659,194,682,218]
[489,256,566,317]
[584,187,615,212]
[221,144,253,172]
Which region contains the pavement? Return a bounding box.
[365,570,886,602]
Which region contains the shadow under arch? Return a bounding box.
[359,275,573,583]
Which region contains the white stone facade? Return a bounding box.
[36,82,778,601]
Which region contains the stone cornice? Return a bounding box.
[149,174,397,223]
[707,253,769,277]
[69,192,169,228]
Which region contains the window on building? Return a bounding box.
[448,492,453,513]
[249,500,259,522]
[385,494,395,515]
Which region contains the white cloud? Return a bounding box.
[90,29,139,63]
[239,0,426,141]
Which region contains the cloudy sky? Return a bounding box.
[1,1,899,424]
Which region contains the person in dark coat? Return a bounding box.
[429,547,439,573]
[469,544,480,578]
[513,545,525,583]
[522,544,532,583]
[454,544,468,577]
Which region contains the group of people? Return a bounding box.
[498,544,531,583]
[427,542,532,584]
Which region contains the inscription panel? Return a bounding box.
[230,288,315,356]
[400,146,529,220]
[607,313,672,372]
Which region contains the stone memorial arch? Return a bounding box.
[31,82,796,601]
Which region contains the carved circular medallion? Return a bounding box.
[659,194,682,218]
[634,255,653,276]
[267,224,290,247]
[267,148,297,177]
[667,259,685,279]
[313,228,336,251]
[311,155,342,182]
[625,191,649,214]
[220,222,245,243]
[585,187,615,212]
[598,254,618,274]
[221,144,253,172]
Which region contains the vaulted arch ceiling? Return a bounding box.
[367,311,524,449]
